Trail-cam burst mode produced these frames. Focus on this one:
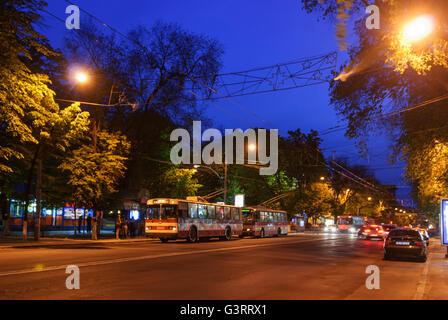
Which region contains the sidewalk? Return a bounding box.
[422,239,448,299]
[0,233,156,249]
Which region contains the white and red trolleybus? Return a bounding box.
[337,215,366,233]
[240,206,288,238]
[145,198,243,243]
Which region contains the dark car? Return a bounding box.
[381,224,397,236]
[415,228,430,246]
[384,229,427,262]
[358,225,385,240]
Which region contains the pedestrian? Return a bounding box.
[86,215,92,234]
[123,219,128,239]
[115,215,122,240]
[78,215,83,234]
[129,219,135,238]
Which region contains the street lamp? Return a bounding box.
[367,197,372,201]
[248,144,256,151]
[320,176,325,181]
[75,72,88,83]
[403,15,435,42]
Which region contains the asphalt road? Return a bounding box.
[0,233,445,300]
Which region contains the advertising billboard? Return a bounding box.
[441,199,448,246]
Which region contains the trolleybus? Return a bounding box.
[337,215,366,233]
[241,206,288,238]
[145,198,243,242]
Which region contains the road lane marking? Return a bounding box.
[413,248,432,300]
[0,237,340,277]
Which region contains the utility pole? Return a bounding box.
[223,163,228,205]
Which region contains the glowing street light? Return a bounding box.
[75,72,88,83]
[367,197,372,201]
[403,15,435,42]
[320,176,325,181]
[248,144,256,151]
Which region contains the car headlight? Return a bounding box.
[349,227,356,233]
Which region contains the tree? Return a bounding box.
[0,1,94,238]
[59,130,130,239]
[63,20,224,202]
[300,0,448,216]
[158,167,201,199]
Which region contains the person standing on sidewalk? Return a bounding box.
[115,215,122,240]
[78,215,83,234]
[86,215,92,234]
[123,219,129,239]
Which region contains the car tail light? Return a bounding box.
[378,230,383,234]
[364,229,371,233]
[415,241,423,246]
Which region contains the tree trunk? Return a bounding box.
[73,206,77,236]
[23,143,40,240]
[0,190,10,236]
[34,158,42,241]
[91,210,97,240]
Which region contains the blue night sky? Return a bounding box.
[41,0,411,203]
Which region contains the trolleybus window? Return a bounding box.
[188,203,198,218]
[207,205,215,219]
[161,206,177,219]
[216,206,224,219]
[224,207,231,220]
[179,202,188,218]
[198,204,207,219]
[146,206,159,220]
[232,208,240,220]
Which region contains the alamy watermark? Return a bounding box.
[365,265,380,290]
[65,265,80,290]
[170,121,278,175]
[66,5,80,30]
[365,5,380,30]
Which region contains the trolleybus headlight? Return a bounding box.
[349,227,356,233]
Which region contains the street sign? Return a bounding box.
[440,199,448,246]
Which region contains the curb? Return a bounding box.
[0,237,157,249]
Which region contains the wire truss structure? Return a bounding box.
[205,52,337,100]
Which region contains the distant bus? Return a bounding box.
[145,198,243,243]
[241,206,288,238]
[337,215,366,233]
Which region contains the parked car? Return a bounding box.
[384,228,427,262]
[358,225,385,240]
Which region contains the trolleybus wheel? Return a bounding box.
[224,227,232,241]
[277,228,281,237]
[260,228,265,238]
[187,226,198,243]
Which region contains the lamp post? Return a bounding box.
[402,15,435,43]
[73,71,118,153]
